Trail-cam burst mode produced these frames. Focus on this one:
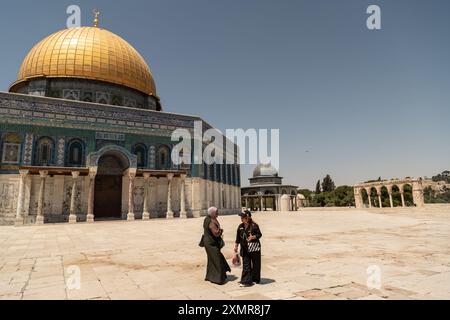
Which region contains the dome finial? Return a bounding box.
[93,9,100,27]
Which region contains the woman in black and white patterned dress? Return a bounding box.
[234,210,263,287]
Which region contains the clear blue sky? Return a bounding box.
[0,0,449,189]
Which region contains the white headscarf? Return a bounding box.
[208,206,218,219]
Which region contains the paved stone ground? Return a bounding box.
[0,206,449,300]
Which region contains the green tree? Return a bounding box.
[298,189,313,201]
[315,180,321,194]
[309,185,355,207]
[321,174,335,193]
[432,171,450,183]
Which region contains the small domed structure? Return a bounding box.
[249,163,282,186]
[253,163,278,177]
[242,163,299,212]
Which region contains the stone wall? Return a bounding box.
[0,173,241,225]
[0,174,19,225]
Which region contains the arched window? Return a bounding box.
[67,140,85,167]
[133,144,147,168]
[156,146,170,169]
[35,137,54,166]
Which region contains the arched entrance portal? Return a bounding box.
[94,154,128,220]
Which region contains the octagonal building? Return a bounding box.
[0,20,241,225]
[241,163,298,212]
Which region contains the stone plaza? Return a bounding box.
[0,205,449,300]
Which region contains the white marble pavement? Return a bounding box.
[0,206,449,300]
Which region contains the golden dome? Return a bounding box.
[10,27,157,97]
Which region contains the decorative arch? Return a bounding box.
[34,137,55,166]
[370,187,378,207]
[380,186,390,207]
[87,145,137,169]
[156,145,171,170]
[132,143,148,168]
[360,188,369,207]
[354,178,426,209]
[263,190,276,211]
[66,139,86,167]
[403,183,414,207]
[247,190,258,211]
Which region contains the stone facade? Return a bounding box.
[0,92,242,225]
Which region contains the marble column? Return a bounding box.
[355,188,363,209]
[15,170,29,226]
[180,174,187,219]
[366,189,372,208]
[142,173,150,220]
[36,171,48,225]
[377,189,382,209]
[86,170,96,223]
[127,171,136,221]
[149,179,156,218]
[387,186,394,208]
[412,181,425,207]
[400,191,406,208]
[166,173,174,219]
[69,171,80,224]
[259,196,263,211]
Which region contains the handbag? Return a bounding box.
[247,241,261,253]
[232,253,241,267]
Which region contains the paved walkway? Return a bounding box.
[1,207,449,300]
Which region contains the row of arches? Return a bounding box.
[131,143,170,169]
[242,189,298,211]
[359,185,413,207]
[354,179,425,208]
[33,137,171,169]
